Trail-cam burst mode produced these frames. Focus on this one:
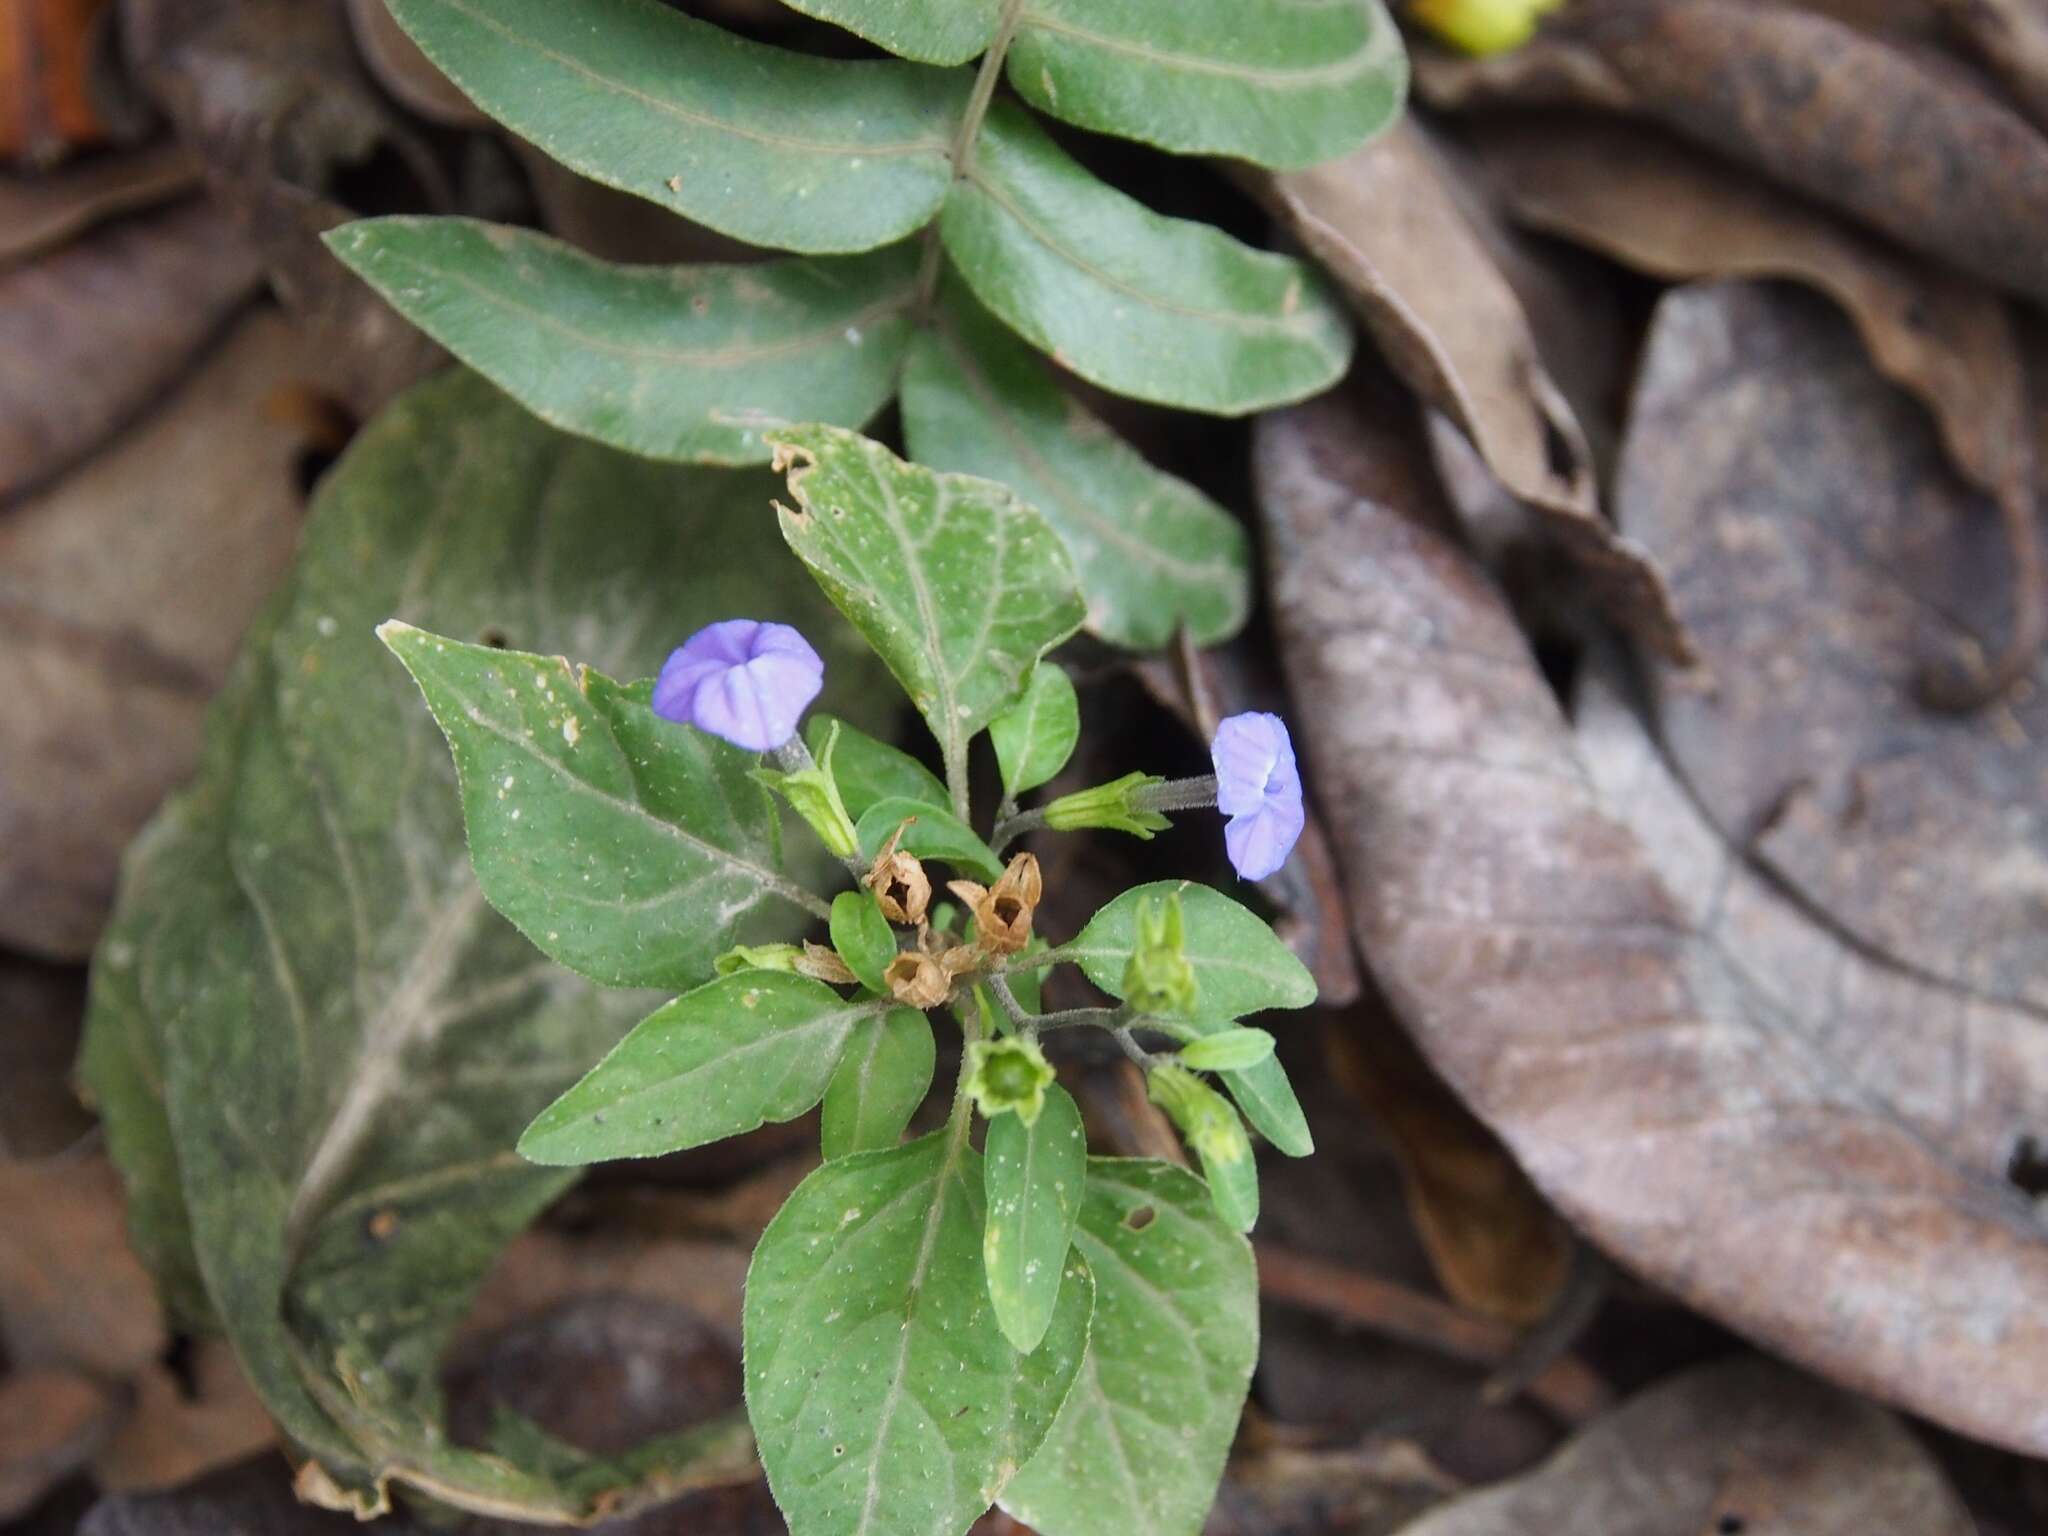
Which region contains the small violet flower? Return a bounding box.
[652,619,822,753]
[1210,711,1304,882]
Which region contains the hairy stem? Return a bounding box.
[915,0,1030,313]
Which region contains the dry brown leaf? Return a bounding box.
[1248,122,1691,663]
[463,1229,752,1348]
[0,310,331,959]
[0,142,200,268]
[89,1341,274,1495]
[0,194,259,504]
[0,1367,124,1521]
[1933,0,2048,132]
[1393,1357,1974,1536]
[0,961,92,1157]
[1421,1,2048,308]
[0,1157,164,1376]
[1255,363,2048,1456]
[1,0,111,166]
[341,0,487,129]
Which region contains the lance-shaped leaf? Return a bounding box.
[520,974,887,1164]
[1067,880,1317,1020]
[855,796,1005,882]
[989,662,1079,797]
[941,103,1353,414]
[984,1081,1087,1352]
[327,221,921,465]
[381,629,823,991]
[78,370,877,1517]
[1160,1018,1312,1157]
[821,1007,937,1158]
[1009,0,1407,169]
[999,1159,1257,1536]
[780,0,999,66]
[903,283,1250,648]
[805,713,951,820]
[774,424,1087,799]
[745,1131,1094,1536]
[384,0,965,254]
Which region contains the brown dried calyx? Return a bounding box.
[864,820,930,926]
[795,942,857,986]
[948,853,1043,957]
[884,950,951,1008]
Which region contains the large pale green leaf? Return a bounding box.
[381,630,822,991]
[780,0,998,65]
[983,1081,1086,1352]
[940,103,1352,414]
[999,1159,1257,1536]
[328,220,920,464]
[77,370,874,1518]
[384,0,965,253]
[1009,0,1407,169]
[745,1130,1094,1536]
[520,974,887,1164]
[1066,880,1317,1020]
[903,283,1249,648]
[820,1008,937,1158]
[774,424,1087,804]
[1159,1017,1311,1157]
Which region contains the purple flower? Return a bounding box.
[652,620,823,752]
[1210,711,1304,881]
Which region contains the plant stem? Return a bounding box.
[915,0,1029,313]
[988,806,1044,853]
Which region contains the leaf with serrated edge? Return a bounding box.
[1160,1019,1312,1157]
[781,0,998,65]
[521,974,884,1164]
[745,1130,1094,1536]
[855,796,1004,882]
[989,662,1080,797]
[1000,1159,1257,1536]
[903,282,1249,648]
[806,713,950,821]
[984,1082,1087,1352]
[382,629,820,991]
[774,424,1087,801]
[1067,880,1317,1021]
[940,102,1352,415]
[1010,0,1406,170]
[821,1008,936,1158]
[328,220,920,465]
[384,0,965,254]
[77,371,880,1516]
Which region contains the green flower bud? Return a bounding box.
[751,720,858,859]
[964,1035,1057,1127]
[1407,0,1560,56]
[1178,1026,1275,1072]
[1146,1064,1250,1169]
[1122,893,1199,1016]
[713,942,803,977]
[1042,771,1173,840]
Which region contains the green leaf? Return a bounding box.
[1068,880,1317,1020]
[989,661,1080,798]
[745,1131,1094,1536]
[999,1159,1257,1536]
[941,103,1353,414]
[1177,1026,1275,1071]
[384,0,965,254]
[520,973,883,1164]
[830,890,898,995]
[984,1081,1087,1352]
[1164,1019,1312,1158]
[902,282,1250,648]
[381,629,821,991]
[820,1008,936,1158]
[854,796,1004,882]
[79,370,865,1517]
[780,0,998,65]
[1009,0,1407,169]
[806,713,950,820]
[327,220,920,465]
[774,424,1088,797]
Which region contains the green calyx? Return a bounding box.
[1147,1063,1250,1170]
[1042,771,1173,839]
[714,942,804,976]
[751,720,859,859]
[1178,1026,1275,1072]
[1122,892,1199,1016]
[964,1034,1058,1126]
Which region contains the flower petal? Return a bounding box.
[1224,803,1301,882]
[1211,711,1286,816]
[651,618,824,750]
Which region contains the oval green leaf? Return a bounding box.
[940,102,1353,414]
[1177,1025,1275,1071]
[821,1007,936,1158]
[745,1132,1094,1536]
[1009,0,1407,169]
[999,1158,1257,1536]
[989,662,1080,798]
[1067,880,1317,1020]
[830,889,898,996]
[984,1081,1087,1353]
[384,0,965,253]
[328,220,920,464]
